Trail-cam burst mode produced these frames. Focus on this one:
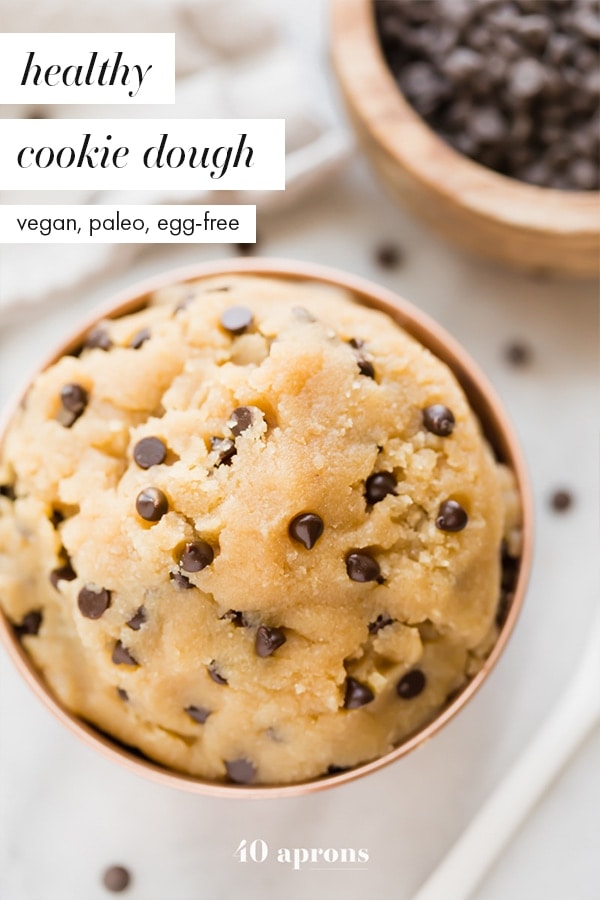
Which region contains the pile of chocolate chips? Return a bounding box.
[375,0,600,190]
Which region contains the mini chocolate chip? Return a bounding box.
[129,328,150,350]
[255,625,287,658]
[346,551,381,583]
[227,406,254,437]
[185,705,211,724]
[551,489,573,512]
[422,404,455,437]
[288,513,324,550]
[78,586,111,619]
[116,687,129,702]
[368,613,394,635]
[208,661,228,685]
[50,508,65,527]
[60,383,88,417]
[136,487,169,522]
[210,437,237,467]
[14,610,42,638]
[221,609,248,627]
[225,757,256,784]
[0,484,15,500]
[102,865,131,893]
[133,437,167,469]
[348,338,365,349]
[170,570,195,590]
[112,641,138,666]
[397,669,426,699]
[436,500,468,532]
[85,327,113,351]
[356,356,376,378]
[375,243,404,269]
[126,607,146,631]
[220,306,254,335]
[504,341,532,367]
[179,540,214,572]
[50,563,77,589]
[365,471,397,505]
[344,677,375,709]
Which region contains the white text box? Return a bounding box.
[0,33,175,104]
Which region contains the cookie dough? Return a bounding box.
[0,275,521,785]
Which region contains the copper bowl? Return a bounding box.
[0,258,533,798]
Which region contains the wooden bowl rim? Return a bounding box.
[331,0,600,235]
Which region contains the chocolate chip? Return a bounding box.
[346,551,381,583]
[225,758,256,784]
[208,661,228,685]
[221,609,248,627]
[551,489,573,512]
[397,669,426,699]
[288,513,324,550]
[375,243,404,269]
[210,437,237,467]
[505,341,532,367]
[136,487,169,522]
[220,306,254,335]
[50,508,64,527]
[326,764,350,775]
[116,688,129,702]
[255,625,287,658]
[112,641,138,666]
[365,471,397,505]
[50,563,77,589]
[368,613,394,635]
[126,607,146,631]
[85,327,112,351]
[129,328,150,349]
[348,338,365,349]
[185,705,211,724]
[227,406,254,437]
[0,484,15,500]
[59,383,88,425]
[179,540,214,572]
[78,586,111,619]
[102,865,131,893]
[133,437,167,469]
[356,356,376,379]
[422,404,455,436]
[14,610,42,638]
[170,570,195,590]
[436,500,468,532]
[343,677,375,709]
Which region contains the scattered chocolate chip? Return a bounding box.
[422,404,455,437]
[255,625,287,658]
[136,487,169,522]
[397,669,426,699]
[208,661,228,685]
[85,327,113,351]
[436,500,468,532]
[221,609,248,627]
[133,437,167,469]
[112,641,138,667]
[129,328,151,349]
[170,570,195,590]
[326,764,350,775]
[50,563,77,589]
[179,540,214,572]
[356,356,376,378]
[116,688,129,702]
[59,383,88,424]
[375,243,404,269]
[102,865,131,893]
[220,306,254,335]
[50,508,65,527]
[365,471,397,505]
[550,489,573,512]
[227,406,254,437]
[368,613,394,635]
[348,338,365,349]
[288,513,324,550]
[0,484,16,500]
[126,607,146,631]
[344,677,375,709]
[225,757,256,784]
[504,341,532,367]
[78,585,111,619]
[185,705,211,724]
[14,610,42,638]
[210,437,237,467]
[346,551,381,583]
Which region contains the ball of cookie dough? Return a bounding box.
[0,275,521,785]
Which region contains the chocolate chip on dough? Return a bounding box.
[14,610,42,638]
[78,586,111,619]
[365,472,397,505]
[133,437,167,469]
[220,306,254,335]
[255,625,287,658]
[225,757,256,784]
[288,513,324,550]
[208,661,228,685]
[126,607,146,631]
[179,541,214,572]
[136,487,169,522]
[396,669,426,699]
[346,551,381,583]
[50,563,77,589]
[344,677,375,709]
[185,705,211,724]
[435,500,468,532]
[112,641,138,667]
[85,327,112,351]
[422,404,455,437]
[227,406,254,437]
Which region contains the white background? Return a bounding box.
[0,2,599,899]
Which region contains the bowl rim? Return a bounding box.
[0,257,534,799]
[330,0,599,235]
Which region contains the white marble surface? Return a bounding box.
[1,3,599,899]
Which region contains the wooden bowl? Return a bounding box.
[0,259,533,797]
[331,0,600,278]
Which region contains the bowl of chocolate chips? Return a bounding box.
[0,259,531,796]
[332,0,599,277]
